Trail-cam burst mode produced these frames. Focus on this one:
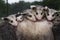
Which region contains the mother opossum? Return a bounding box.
[16,6,55,40]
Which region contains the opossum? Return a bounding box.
[1,14,18,26]
[44,6,59,21]
[16,6,59,40]
[30,5,45,21]
[34,6,54,40]
[44,6,60,40]
[16,12,54,40]
[16,11,37,40]
[1,14,20,40]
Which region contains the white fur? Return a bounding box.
[16,14,36,40]
[2,14,18,26]
[35,20,54,40]
[23,9,36,21]
[30,5,36,9]
[35,7,44,20]
[16,15,23,22]
[16,19,54,40]
[31,5,44,20]
[16,6,54,40]
[46,8,58,21]
[16,12,54,40]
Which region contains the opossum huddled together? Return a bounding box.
[1,5,60,40]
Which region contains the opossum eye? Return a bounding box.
[16,19,17,21]
[28,15,32,17]
[10,20,13,23]
[52,14,55,17]
[36,12,38,15]
[56,14,59,16]
[47,13,49,16]
[41,13,43,15]
[20,17,23,19]
[54,12,59,16]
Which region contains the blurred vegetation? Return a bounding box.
[42,0,60,10]
[0,0,60,17]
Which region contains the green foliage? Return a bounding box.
[0,0,7,17]
[31,1,42,5]
[42,0,60,10]
[0,0,60,17]
[8,1,31,15]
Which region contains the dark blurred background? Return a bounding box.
[0,0,60,18]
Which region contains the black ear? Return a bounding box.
[43,6,49,11]
[2,17,10,21]
[56,14,59,16]
[32,7,36,10]
[15,14,21,17]
[54,12,59,16]
[22,13,28,16]
[30,5,36,11]
[43,8,48,11]
[43,7,49,15]
[20,12,29,17]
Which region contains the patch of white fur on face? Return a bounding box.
[46,9,57,21]
[23,9,36,22]
[9,19,17,26]
[35,6,44,20]
[5,14,18,26]
[16,15,23,22]
[27,13,36,22]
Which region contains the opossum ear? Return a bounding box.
[22,13,28,16]
[15,12,21,17]
[30,5,36,11]
[21,12,30,17]
[53,11,60,16]
[15,14,21,17]
[43,6,49,15]
[43,6,49,11]
[1,17,10,22]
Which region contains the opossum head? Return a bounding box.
[44,6,59,21]
[36,7,45,20]
[15,12,24,22]
[1,14,18,26]
[30,5,44,21]
[25,13,36,22]
[23,9,36,22]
